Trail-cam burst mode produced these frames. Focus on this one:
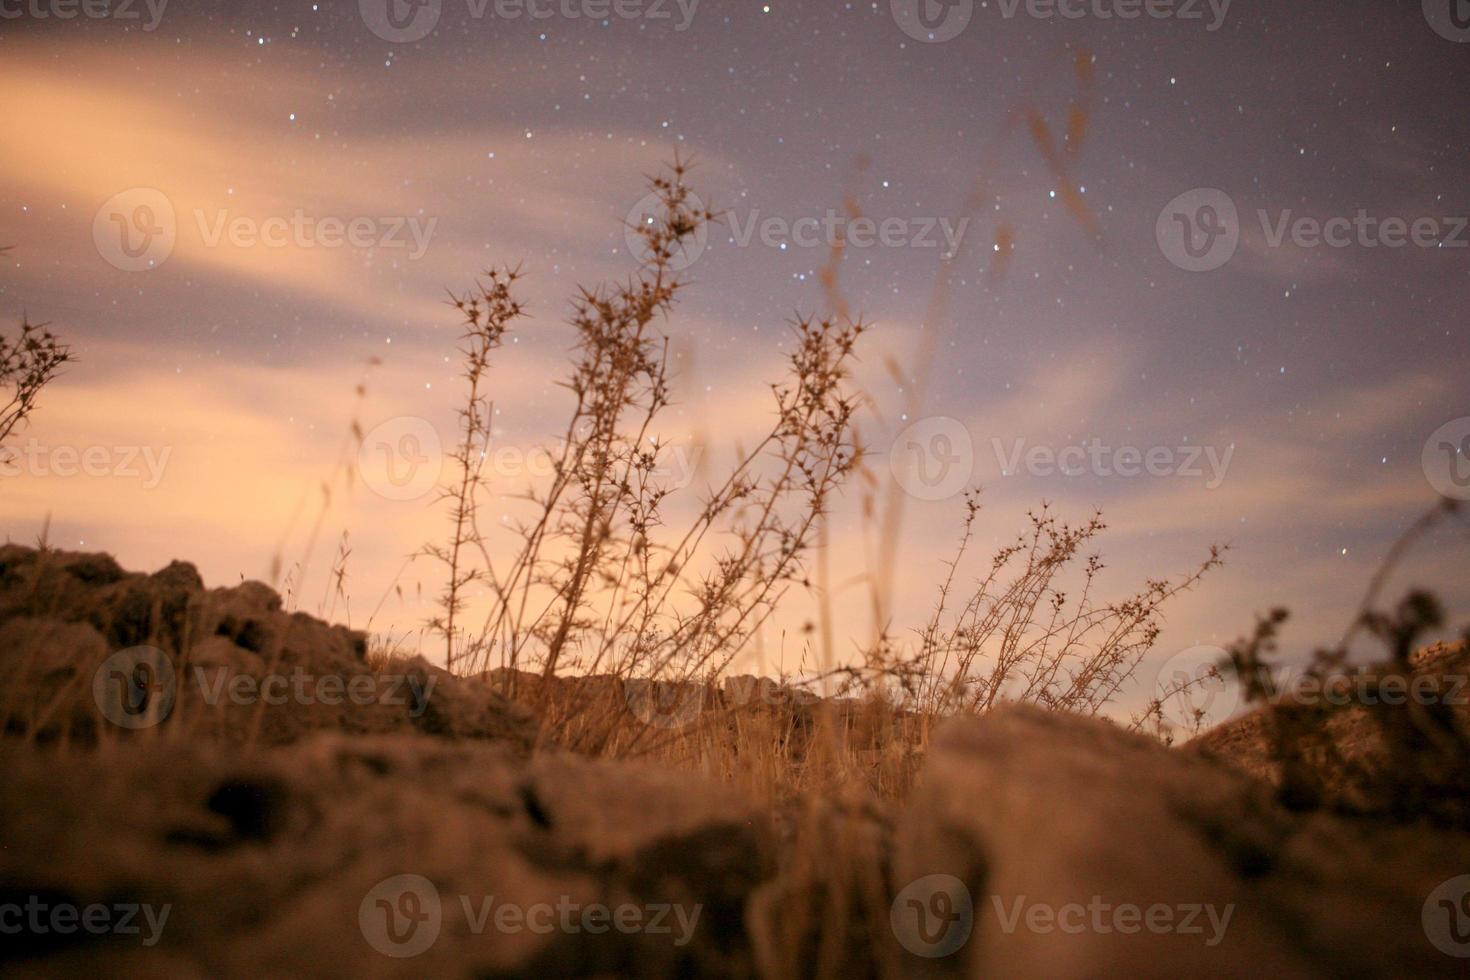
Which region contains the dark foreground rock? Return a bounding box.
[0,733,774,977]
[896,705,1470,978]
[2,706,1467,976]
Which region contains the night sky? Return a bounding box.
[2,0,1467,718]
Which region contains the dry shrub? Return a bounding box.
[403,164,1220,806]
[867,491,1223,719]
[420,162,862,761]
[0,314,71,449]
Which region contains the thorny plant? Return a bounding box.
[795,47,1200,728]
[0,315,72,450]
[1131,659,1232,746]
[425,266,521,672]
[835,490,1222,721]
[421,163,863,749]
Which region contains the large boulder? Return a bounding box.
[892,705,1470,978]
[0,732,775,977]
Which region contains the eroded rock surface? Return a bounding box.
[1189,640,1470,823]
[0,734,774,977]
[0,545,535,748]
[895,706,1470,978]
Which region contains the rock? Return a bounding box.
[892,705,1469,978]
[1189,640,1470,824]
[393,655,538,743]
[0,733,774,977]
[0,546,536,750]
[0,617,112,739]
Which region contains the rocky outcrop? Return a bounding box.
[0,545,535,748]
[894,706,1470,977]
[2,704,1466,976]
[0,733,774,977]
[1188,640,1470,824]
